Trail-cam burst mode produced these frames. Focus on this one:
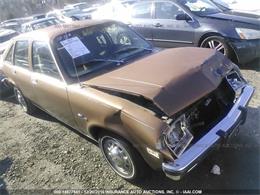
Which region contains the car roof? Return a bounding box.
[14,19,114,42]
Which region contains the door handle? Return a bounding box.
[154,23,163,28]
[31,78,38,85]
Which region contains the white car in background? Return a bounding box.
[212,0,260,15]
[91,0,136,22]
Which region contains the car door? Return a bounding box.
[10,40,35,100]
[30,41,77,129]
[129,1,154,41]
[152,1,196,48]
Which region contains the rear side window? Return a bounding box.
[14,41,29,69]
[4,44,14,63]
[32,41,60,79]
[132,2,153,19]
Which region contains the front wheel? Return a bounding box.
[200,36,233,58]
[99,133,150,182]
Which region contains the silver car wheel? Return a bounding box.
[203,39,226,55]
[101,136,135,179]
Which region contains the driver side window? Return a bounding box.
[155,2,184,19]
[132,2,153,19]
[32,41,61,79]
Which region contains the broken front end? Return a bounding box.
[161,68,254,180]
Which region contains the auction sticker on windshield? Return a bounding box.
[60,37,90,59]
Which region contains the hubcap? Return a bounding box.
[102,137,134,178]
[204,40,226,55]
[15,90,27,111]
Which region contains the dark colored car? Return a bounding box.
[0,29,19,96]
[70,9,97,21]
[0,69,12,97]
[128,0,260,64]
[1,20,254,181]
[0,21,21,32]
[0,56,12,97]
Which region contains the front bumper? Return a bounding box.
[228,39,260,64]
[162,85,254,180]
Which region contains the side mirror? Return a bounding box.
[176,13,192,21]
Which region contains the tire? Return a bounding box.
[99,132,150,182]
[14,88,35,115]
[200,36,234,59]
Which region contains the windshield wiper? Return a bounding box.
[114,46,153,55]
[86,58,125,65]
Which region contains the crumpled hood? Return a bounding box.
[85,48,234,116]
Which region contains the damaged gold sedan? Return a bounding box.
[0,20,254,181]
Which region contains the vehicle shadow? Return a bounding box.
[240,58,260,72]
[31,109,98,146]
[0,157,12,195]
[0,93,16,104]
[32,108,58,122]
[0,94,58,122]
[134,106,260,190]
[0,94,99,146]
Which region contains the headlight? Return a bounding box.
[226,70,246,101]
[235,28,260,40]
[164,115,193,158]
[226,71,246,91]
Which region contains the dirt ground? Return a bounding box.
[0,65,259,194]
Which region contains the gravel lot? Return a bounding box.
[0,64,259,194]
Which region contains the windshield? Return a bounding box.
[178,0,222,16]
[54,22,152,79]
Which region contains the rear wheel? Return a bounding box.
[99,133,150,182]
[14,88,35,114]
[200,36,233,58]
